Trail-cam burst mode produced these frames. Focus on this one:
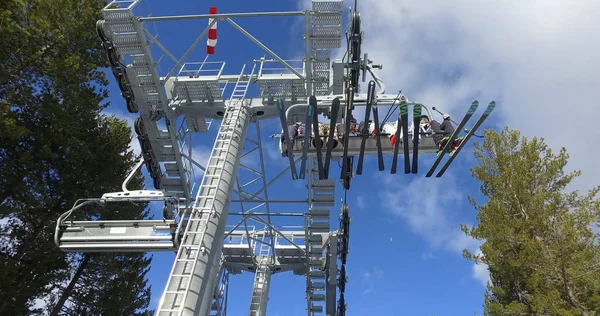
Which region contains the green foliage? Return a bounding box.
[55,253,154,316]
[462,127,600,315]
[0,0,154,314]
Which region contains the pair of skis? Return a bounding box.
[356,80,383,175]
[389,103,422,174]
[425,100,496,177]
[277,97,342,180]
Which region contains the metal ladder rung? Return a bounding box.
[188,218,209,223]
[201,184,219,188]
[191,207,212,211]
[165,290,186,294]
[170,274,192,278]
[179,245,200,250]
[183,230,208,235]
[195,195,216,199]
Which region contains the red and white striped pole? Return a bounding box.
[206,6,217,54]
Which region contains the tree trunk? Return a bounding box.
[49,255,90,316]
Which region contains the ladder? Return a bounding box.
[258,227,272,258]
[210,260,227,316]
[305,158,333,315]
[248,256,272,316]
[101,7,192,199]
[157,64,255,316]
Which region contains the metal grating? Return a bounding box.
[313,38,341,49]
[184,116,209,133]
[312,0,343,12]
[114,45,145,56]
[132,66,151,76]
[172,80,222,101]
[103,22,135,34]
[137,74,155,85]
[313,60,330,71]
[112,33,141,45]
[313,26,341,38]
[312,14,342,26]
[258,79,307,98]
[131,54,149,66]
[102,9,134,21]
[313,72,329,82]
[314,49,331,60]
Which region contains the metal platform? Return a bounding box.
[221,229,330,275]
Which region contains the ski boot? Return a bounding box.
[449,136,465,157]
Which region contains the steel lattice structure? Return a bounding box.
[53,1,495,315]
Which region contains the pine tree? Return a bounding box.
[0,0,154,314]
[462,127,600,315]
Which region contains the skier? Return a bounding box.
[280,122,301,157]
[382,121,399,145]
[420,114,462,151]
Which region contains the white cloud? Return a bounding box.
[359,0,600,192]
[102,109,141,156]
[379,171,487,283]
[355,194,366,209]
[380,172,470,249]
[361,0,600,286]
[191,145,211,170]
[472,250,491,287]
[361,265,384,295]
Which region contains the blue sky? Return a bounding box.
[100,0,600,315]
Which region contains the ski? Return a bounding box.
[435,101,496,177]
[277,98,298,180]
[391,102,407,174]
[356,81,375,175]
[425,100,479,177]
[324,97,340,179]
[299,102,314,179]
[402,103,410,174]
[310,96,325,179]
[411,104,422,174]
[371,83,384,171]
[340,88,354,183]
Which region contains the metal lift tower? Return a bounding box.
[54,1,496,315]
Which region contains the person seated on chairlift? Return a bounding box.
[420,114,462,151]
[283,122,301,143]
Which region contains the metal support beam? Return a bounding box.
[226,18,305,80]
[304,11,313,95]
[162,18,217,83]
[157,104,251,315]
[139,11,306,22]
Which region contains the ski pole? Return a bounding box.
[431,106,459,125]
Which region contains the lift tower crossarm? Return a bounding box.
[139,11,307,22]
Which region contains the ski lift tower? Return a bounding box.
[54,0,496,316]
